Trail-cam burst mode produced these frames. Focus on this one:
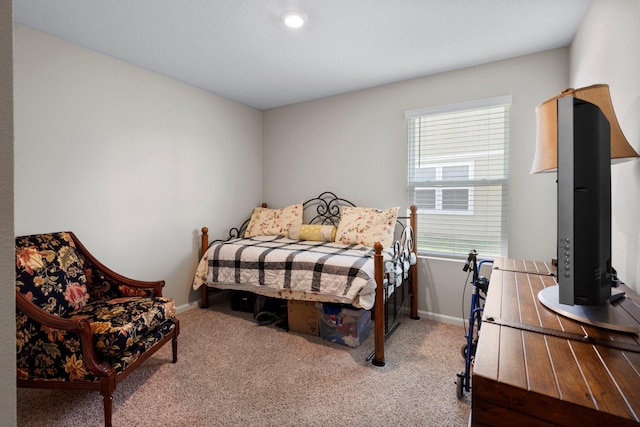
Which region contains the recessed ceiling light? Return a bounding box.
[282,11,306,29]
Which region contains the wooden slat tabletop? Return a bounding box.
[492,257,556,276]
[472,259,640,426]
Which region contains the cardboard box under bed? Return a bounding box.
[287,300,319,336]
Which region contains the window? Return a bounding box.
[414,162,474,214]
[406,96,511,257]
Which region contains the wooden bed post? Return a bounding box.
[372,242,385,367]
[200,227,209,308]
[409,205,420,320]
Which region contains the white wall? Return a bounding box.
[1,0,15,425]
[13,25,264,309]
[263,49,570,322]
[570,0,640,292]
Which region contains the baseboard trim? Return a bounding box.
[175,301,199,314]
[415,309,464,327]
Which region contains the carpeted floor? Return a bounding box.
[17,293,472,426]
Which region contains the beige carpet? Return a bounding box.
[17,293,471,426]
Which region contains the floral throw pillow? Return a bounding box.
[335,206,399,248]
[244,203,303,237]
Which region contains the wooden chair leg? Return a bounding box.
[100,376,116,427]
[172,334,178,363]
[102,392,113,427]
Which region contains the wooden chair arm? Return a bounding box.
[70,232,165,296]
[16,290,89,330]
[16,290,115,377]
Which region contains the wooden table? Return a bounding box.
[472,258,640,426]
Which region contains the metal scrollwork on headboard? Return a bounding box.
[211,191,411,246]
[226,219,250,241]
[303,191,356,225]
[304,192,411,240]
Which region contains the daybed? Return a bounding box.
[192,191,419,366]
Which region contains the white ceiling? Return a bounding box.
[13,0,591,110]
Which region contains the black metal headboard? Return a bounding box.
[214,191,406,243]
[302,191,355,225]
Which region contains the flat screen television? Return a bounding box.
[537,96,638,333]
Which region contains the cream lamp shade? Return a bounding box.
[530,84,639,174]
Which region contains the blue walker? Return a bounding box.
[456,250,492,399]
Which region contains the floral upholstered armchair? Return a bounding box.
[15,232,179,427]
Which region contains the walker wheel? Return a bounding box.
[456,371,465,399]
[461,341,477,359]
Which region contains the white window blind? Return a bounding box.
[406,96,511,257]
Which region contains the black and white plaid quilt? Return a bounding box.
[192,236,385,309]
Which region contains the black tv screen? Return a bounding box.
[538,93,637,333]
[556,96,611,306]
